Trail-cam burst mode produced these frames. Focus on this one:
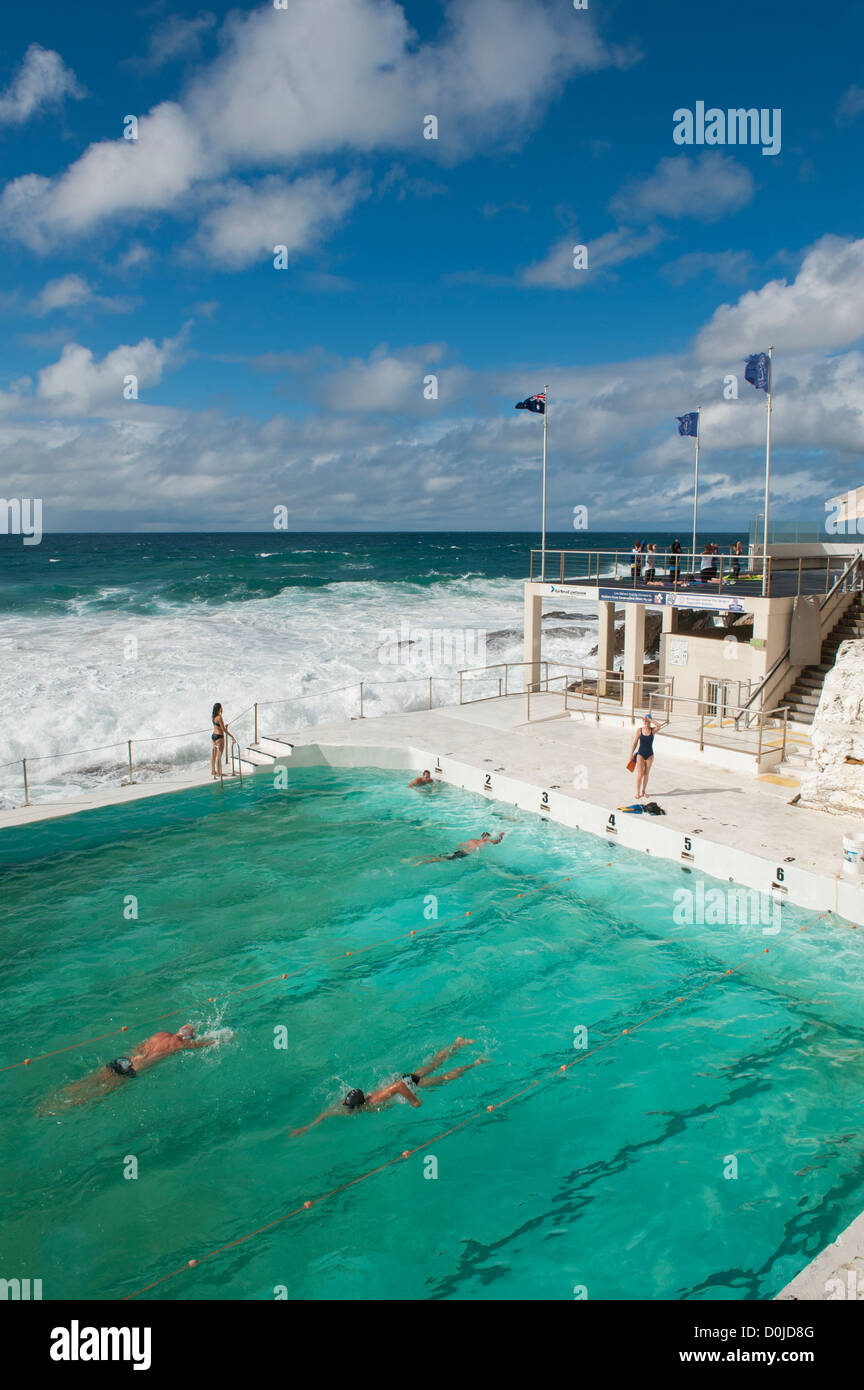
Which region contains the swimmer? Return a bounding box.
[46,1025,216,1109]
[416,830,504,863]
[290,1038,483,1136]
[409,769,436,788]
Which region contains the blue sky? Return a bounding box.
[1,0,863,530]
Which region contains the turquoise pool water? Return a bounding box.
[1,768,862,1302]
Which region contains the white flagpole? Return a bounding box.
[690,407,701,575]
[761,348,774,597]
[541,383,548,581]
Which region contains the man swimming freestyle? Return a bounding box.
[49,1025,216,1107]
[417,830,504,863]
[290,1038,483,1135]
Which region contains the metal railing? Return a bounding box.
[734,553,863,725]
[645,689,788,763]
[528,547,856,600]
[0,674,459,809]
[454,658,785,762]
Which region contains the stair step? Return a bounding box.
[252,737,295,759]
[242,748,276,766]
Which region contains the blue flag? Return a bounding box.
[515,392,546,414]
[677,412,699,437]
[745,352,770,392]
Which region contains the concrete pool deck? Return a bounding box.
[268,694,864,928]
[1,692,862,1299]
[2,693,863,925]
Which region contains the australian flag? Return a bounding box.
[745,352,771,392]
[677,412,699,437]
[515,392,546,414]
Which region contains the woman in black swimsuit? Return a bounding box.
[629,715,667,800]
[210,702,228,779]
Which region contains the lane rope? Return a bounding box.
[2,866,613,1072]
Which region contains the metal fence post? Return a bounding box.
[254,702,259,744]
[359,682,364,719]
[428,676,433,710]
[699,704,705,751]
[757,711,764,767]
[127,739,135,785]
[22,758,30,806]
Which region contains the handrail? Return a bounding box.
[820,551,863,608]
[530,546,856,600]
[735,553,862,726]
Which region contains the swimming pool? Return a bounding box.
[1,768,862,1301]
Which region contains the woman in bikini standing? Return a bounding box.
[211,702,229,778]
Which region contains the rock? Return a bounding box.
[588,611,662,661]
[799,640,864,817]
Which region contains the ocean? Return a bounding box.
[0,530,738,805]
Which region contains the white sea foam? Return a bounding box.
[0,577,600,806]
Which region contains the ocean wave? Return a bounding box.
[0,574,600,806]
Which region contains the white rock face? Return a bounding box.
[799,640,864,817]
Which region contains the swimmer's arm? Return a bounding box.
[290,1103,341,1137]
[183,1038,217,1050]
[394,1081,422,1108]
[491,833,504,844]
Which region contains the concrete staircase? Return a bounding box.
[780,596,864,728]
[243,736,295,767]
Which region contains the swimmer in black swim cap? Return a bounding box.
[109,1057,137,1078]
[290,1039,484,1135]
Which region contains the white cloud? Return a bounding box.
[194,173,364,270]
[133,12,216,70]
[837,84,864,122]
[522,226,663,288]
[0,103,211,249]
[320,343,471,412]
[662,250,754,286]
[34,332,185,416]
[0,0,631,253]
[697,235,864,359]
[6,233,864,528]
[610,154,755,223]
[0,44,83,126]
[30,274,134,316]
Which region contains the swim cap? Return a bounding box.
[110,1057,136,1077]
[343,1088,365,1110]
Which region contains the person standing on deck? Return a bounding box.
[629,715,667,800]
[211,702,229,778]
[670,538,682,582]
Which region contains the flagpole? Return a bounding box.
[541,382,548,581]
[690,407,701,574]
[761,348,773,597]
